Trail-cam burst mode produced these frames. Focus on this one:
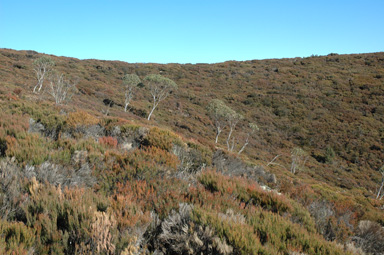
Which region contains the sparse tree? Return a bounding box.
[122,74,141,112]
[376,165,384,200]
[47,71,78,105]
[290,147,308,174]
[226,110,243,151]
[144,74,178,120]
[207,99,232,144]
[238,123,259,154]
[33,56,55,93]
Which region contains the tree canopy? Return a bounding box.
[144,74,177,120]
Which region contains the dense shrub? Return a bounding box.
[66,110,99,128]
[145,203,233,255]
[24,161,96,187]
[99,136,118,149]
[352,220,384,255]
[100,147,179,188]
[141,127,183,152]
[5,134,50,165]
[0,158,26,220]
[0,49,383,254]
[21,182,121,254]
[0,220,35,255]
[0,137,6,157]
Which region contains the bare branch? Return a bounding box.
[32,56,55,93]
[267,155,280,166]
[47,71,78,105]
[238,123,259,154]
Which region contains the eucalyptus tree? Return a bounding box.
[122,74,141,112]
[207,99,232,144]
[144,74,178,120]
[33,56,55,93]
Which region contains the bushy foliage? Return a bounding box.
[97,146,179,193]
[198,170,316,232]
[24,161,96,187]
[21,182,116,254]
[5,134,50,165]
[99,136,118,149]
[0,158,26,220]
[66,110,99,128]
[352,220,384,255]
[0,219,36,254]
[145,203,233,255]
[1,49,383,254]
[141,127,183,152]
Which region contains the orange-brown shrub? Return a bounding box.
[66,110,99,128]
[5,134,49,165]
[198,170,292,213]
[142,127,183,152]
[0,220,35,255]
[99,136,118,149]
[13,88,22,97]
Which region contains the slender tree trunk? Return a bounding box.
[226,126,233,150]
[33,77,44,93]
[215,128,222,144]
[215,132,220,144]
[238,135,249,155]
[33,66,46,93]
[377,176,384,199]
[124,103,129,112]
[148,102,159,120]
[230,136,235,151]
[147,107,155,120]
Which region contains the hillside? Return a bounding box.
[0,48,383,254]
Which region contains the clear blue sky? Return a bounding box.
[1,0,383,63]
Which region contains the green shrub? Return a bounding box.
[66,110,99,128]
[22,182,115,254]
[141,127,184,152]
[0,220,35,255]
[6,134,50,165]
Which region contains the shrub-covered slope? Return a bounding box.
[0,48,383,254]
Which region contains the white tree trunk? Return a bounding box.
[238,135,249,155]
[215,129,221,144]
[226,126,233,150]
[148,101,159,120]
[377,177,384,199]
[147,107,155,120]
[33,70,45,93]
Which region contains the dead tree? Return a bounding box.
[33,56,55,93]
[47,71,78,105]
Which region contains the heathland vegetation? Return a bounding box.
[0,48,383,254]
